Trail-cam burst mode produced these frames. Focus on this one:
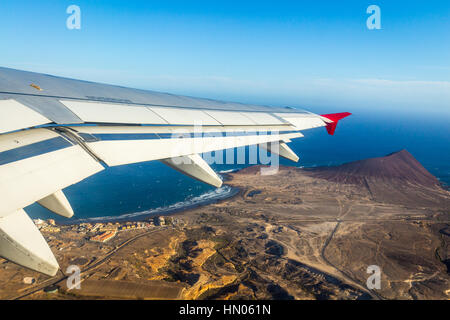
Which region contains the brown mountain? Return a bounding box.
[310,149,441,188]
[307,150,449,208]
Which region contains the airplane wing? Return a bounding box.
[0,67,351,276]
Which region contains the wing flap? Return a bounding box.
[240,112,286,125]
[0,144,104,217]
[0,128,58,153]
[275,113,326,130]
[149,106,221,125]
[79,128,303,167]
[0,99,51,134]
[203,110,257,125]
[60,100,168,125]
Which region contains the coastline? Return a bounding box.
[60,174,240,226]
[66,186,240,225]
[54,158,450,226]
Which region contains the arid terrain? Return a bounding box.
[0,150,449,300]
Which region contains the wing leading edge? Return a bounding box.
[0,67,351,275]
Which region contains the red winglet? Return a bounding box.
[320,112,352,135]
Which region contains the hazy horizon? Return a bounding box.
[1,1,449,116]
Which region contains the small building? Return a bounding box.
[90,231,117,243]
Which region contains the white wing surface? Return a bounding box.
[0,67,351,275]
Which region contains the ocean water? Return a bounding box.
[27,110,450,222]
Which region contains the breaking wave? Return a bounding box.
[219,169,240,173]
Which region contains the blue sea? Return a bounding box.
[27,109,450,222]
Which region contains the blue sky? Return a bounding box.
[1,0,449,115]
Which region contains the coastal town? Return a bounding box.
[33,215,185,243]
